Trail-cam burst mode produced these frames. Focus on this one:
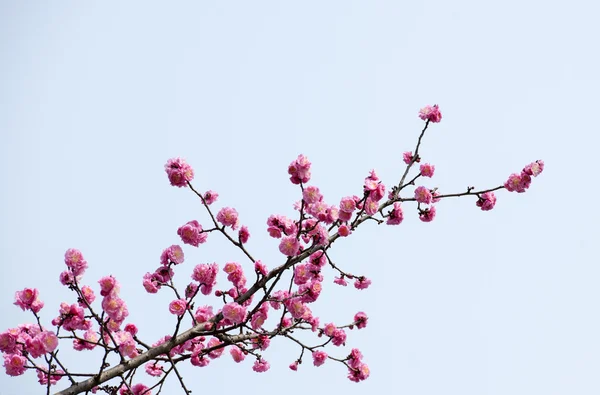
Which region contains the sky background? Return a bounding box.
[1,1,599,394]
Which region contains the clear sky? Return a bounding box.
[1,1,598,394]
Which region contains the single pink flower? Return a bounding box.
[332,329,347,346]
[203,190,218,205]
[64,248,88,276]
[338,224,351,237]
[252,359,270,373]
[238,226,250,244]
[279,236,300,256]
[354,277,372,290]
[160,245,184,266]
[216,207,239,230]
[254,260,268,276]
[334,276,348,286]
[414,186,433,204]
[312,350,328,367]
[523,160,544,177]
[3,354,26,376]
[420,163,435,178]
[418,104,442,123]
[222,303,247,325]
[165,157,194,187]
[476,192,497,211]
[191,263,219,295]
[354,312,368,329]
[303,186,322,204]
[386,202,404,225]
[145,362,163,377]
[169,299,187,316]
[230,346,246,363]
[419,206,437,222]
[177,220,208,247]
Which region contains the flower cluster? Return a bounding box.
[0,105,545,392]
[505,160,544,193]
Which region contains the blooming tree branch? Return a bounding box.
[0,105,544,395]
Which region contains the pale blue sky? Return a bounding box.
[1,1,598,394]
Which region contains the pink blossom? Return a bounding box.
[59,270,75,285]
[354,277,372,290]
[312,350,328,367]
[79,285,96,307]
[165,157,194,187]
[25,336,45,358]
[414,186,433,204]
[476,192,497,211]
[419,206,437,222]
[523,160,544,177]
[285,298,306,319]
[177,220,208,247]
[222,303,247,325]
[386,202,404,225]
[185,282,199,299]
[432,189,441,203]
[288,154,312,184]
[0,331,17,354]
[364,197,379,215]
[289,361,298,371]
[120,383,151,395]
[303,186,322,204]
[64,248,88,276]
[14,288,44,313]
[191,263,219,295]
[354,312,368,329]
[299,281,323,304]
[420,163,435,178]
[348,363,370,382]
[251,312,267,330]
[254,260,268,276]
[224,262,247,288]
[418,104,442,123]
[124,323,138,336]
[238,226,250,244]
[98,276,119,297]
[39,331,58,353]
[251,335,270,351]
[203,190,219,205]
[332,329,347,346]
[142,272,161,294]
[160,245,184,266]
[279,236,300,256]
[323,323,336,337]
[37,369,63,385]
[216,207,239,230]
[339,196,357,213]
[348,348,363,368]
[334,276,348,286]
[252,359,270,373]
[230,346,246,363]
[338,224,351,237]
[403,151,415,164]
[194,305,214,324]
[3,354,26,376]
[169,299,187,316]
[207,338,225,359]
[145,362,163,377]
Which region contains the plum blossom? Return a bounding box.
[165,157,194,187]
[419,104,442,123]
